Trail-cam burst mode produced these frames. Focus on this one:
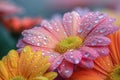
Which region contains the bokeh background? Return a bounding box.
[0,0,120,59]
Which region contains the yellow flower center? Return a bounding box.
[55,36,83,54]
[109,66,120,80]
[10,76,26,80]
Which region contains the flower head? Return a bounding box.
[17,11,118,78]
[68,29,120,80]
[0,46,57,80]
[2,17,41,33]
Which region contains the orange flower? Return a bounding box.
[2,17,41,33]
[68,29,120,80]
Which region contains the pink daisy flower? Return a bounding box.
[17,11,118,78]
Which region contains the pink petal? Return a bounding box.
[39,49,64,71]
[22,27,58,49]
[92,47,109,56]
[49,55,64,71]
[80,47,99,60]
[57,60,74,78]
[84,36,111,46]
[41,50,60,61]
[63,11,81,36]
[79,59,94,68]
[64,50,82,64]
[17,39,26,48]
[17,39,41,52]
[88,18,118,36]
[77,12,107,38]
[17,39,54,52]
[41,18,67,41]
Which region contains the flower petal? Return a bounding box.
[77,12,107,38]
[79,59,94,68]
[88,18,118,37]
[80,47,99,60]
[0,61,9,80]
[68,69,104,80]
[4,50,19,76]
[63,11,81,36]
[84,36,111,46]
[22,27,58,49]
[44,72,58,80]
[17,39,53,52]
[49,55,64,71]
[41,18,67,41]
[41,50,60,62]
[39,49,63,71]
[64,50,82,64]
[57,60,74,78]
[17,39,26,48]
[94,56,113,75]
[92,47,109,56]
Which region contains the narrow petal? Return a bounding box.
[80,47,99,60]
[33,76,48,80]
[64,50,82,64]
[0,61,9,80]
[63,11,81,36]
[108,29,120,65]
[44,72,58,80]
[57,60,74,78]
[84,36,111,46]
[94,56,114,75]
[5,50,19,76]
[19,46,35,77]
[28,57,50,79]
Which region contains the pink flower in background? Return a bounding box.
[0,1,21,18]
[17,11,118,78]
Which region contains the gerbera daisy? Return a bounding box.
[68,29,120,80]
[17,11,118,78]
[0,46,57,80]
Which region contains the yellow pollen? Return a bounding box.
[10,76,26,80]
[55,36,83,54]
[109,66,120,80]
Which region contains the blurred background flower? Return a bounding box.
[2,16,41,33]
